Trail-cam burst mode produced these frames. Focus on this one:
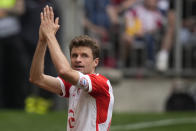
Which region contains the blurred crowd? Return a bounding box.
[83,0,196,71]
[0,0,195,109]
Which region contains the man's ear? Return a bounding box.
[94,58,99,67]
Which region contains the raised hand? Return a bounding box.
[40,5,60,39]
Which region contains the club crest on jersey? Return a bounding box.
[79,77,89,88]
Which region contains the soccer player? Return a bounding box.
[29,5,114,131]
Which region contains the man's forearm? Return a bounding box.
[47,34,71,70]
[46,34,79,85]
[29,39,47,83]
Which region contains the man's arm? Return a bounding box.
[40,6,79,85]
[29,11,62,95]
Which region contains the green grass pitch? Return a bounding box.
[0,110,196,131]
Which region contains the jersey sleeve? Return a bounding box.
[76,73,110,97]
[87,74,110,98]
[57,77,72,98]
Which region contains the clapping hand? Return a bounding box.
[39,5,60,40]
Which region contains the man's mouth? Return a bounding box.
[74,65,84,70]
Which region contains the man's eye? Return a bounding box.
[82,54,88,57]
[72,54,77,58]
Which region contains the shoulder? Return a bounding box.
[88,74,109,82]
[87,74,110,88]
[87,74,112,96]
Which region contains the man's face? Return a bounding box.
[70,46,99,74]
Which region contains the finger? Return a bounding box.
[46,5,50,20]
[43,7,47,19]
[57,25,60,30]
[55,25,60,34]
[49,6,54,21]
[40,12,44,22]
[55,17,59,25]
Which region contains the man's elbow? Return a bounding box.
[29,75,43,85]
[29,77,38,85]
[29,77,33,83]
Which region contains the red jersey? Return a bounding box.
[57,73,114,131]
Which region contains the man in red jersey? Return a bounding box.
[29,5,114,131]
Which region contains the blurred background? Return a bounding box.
[0,0,196,130]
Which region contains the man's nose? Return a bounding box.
[76,56,82,62]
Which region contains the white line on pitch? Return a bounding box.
[111,117,196,130]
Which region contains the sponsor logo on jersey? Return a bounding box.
[79,77,89,88]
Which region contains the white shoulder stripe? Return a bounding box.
[86,75,92,93]
[57,77,66,97]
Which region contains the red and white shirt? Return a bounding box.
[57,72,114,131]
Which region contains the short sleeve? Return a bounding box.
[76,73,110,98]
[57,77,72,97]
[88,74,109,98]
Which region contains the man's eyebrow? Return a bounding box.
[71,53,77,56]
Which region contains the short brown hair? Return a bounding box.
[69,35,100,59]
